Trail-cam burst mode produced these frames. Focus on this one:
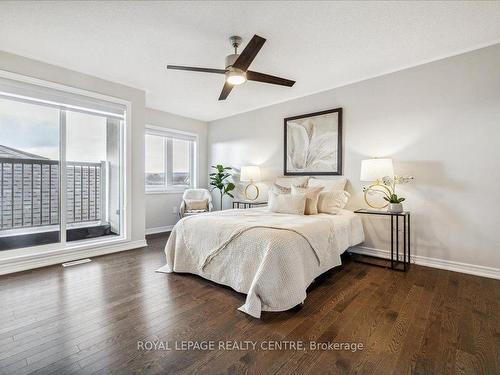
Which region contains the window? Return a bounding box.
[145,126,196,192]
[0,74,126,251]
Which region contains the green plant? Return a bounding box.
[209,164,235,210]
[380,176,412,204]
[384,193,405,204]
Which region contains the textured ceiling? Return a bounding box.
[1,1,500,121]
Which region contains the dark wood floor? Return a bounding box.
[0,233,498,375]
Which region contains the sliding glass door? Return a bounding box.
[0,76,125,252]
[0,97,61,250]
[65,111,122,243]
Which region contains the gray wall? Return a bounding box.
[145,108,208,232]
[208,43,500,271]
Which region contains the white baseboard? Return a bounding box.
[0,239,148,276]
[349,245,500,280]
[145,225,174,235]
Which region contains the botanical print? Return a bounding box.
[286,111,340,174]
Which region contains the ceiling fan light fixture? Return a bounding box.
[226,69,247,85]
[167,34,295,100]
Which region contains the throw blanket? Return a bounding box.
[179,209,336,271]
[162,208,364,318]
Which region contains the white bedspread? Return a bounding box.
[162,208,364,318]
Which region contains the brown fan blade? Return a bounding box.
[246,71,295,87]
[167,65,227,74]
[218,82,234,101]
[232,35,266,71]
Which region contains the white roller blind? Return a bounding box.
[146,126,197,142]
[0,76,126,118]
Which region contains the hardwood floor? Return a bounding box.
[0,233,498,375]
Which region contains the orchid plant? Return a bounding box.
[363,175,414,204]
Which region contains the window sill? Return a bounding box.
[146,189,187,195]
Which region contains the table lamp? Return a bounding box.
[360,158,394,209]
[240,166,261,201]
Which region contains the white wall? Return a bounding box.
[0,50,147,273]
[145,108,207,233]
[208,44,500,275]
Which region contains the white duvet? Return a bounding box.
[161,208,364,318]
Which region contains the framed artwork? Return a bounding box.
[284,107,342,175]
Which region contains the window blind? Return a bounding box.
[146,126,197,142]
[0,76,126,119]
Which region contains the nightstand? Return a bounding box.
[351,209,411,271]
[232,200,268,209]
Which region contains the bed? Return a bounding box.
[160,207,364,318]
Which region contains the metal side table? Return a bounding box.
[232,200,268,209]
[352,209,411,272]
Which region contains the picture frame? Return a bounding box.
[284,107,342,175]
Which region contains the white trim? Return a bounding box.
[2,235,134,262]
[349,245,500,280]
[123,106,132,245]
[145,190,185,195]
[145,225,174,235]
[0,239,147,275]
[145,124,198,191]
[59,110,67,244]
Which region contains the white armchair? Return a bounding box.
[179,189,213,218]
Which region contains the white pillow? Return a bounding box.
[291,185,324,215]
[274,176,309,188]
[268,191,306,215]
[184,199,208,211]
[308,177,347,192]
[271,183,291,195]
[317,191,350,214]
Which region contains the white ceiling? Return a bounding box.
[1,1,500,122]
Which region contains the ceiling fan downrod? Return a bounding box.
[229,35,242,54]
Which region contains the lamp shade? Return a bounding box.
[240,166,261,182]
[360,158,394,181]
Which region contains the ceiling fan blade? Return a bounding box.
[246,71,295,87]
[218,82,234,101]
[167,65,227,74]
[232,35,266,71]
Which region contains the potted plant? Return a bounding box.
[380,176,414,213]
[209,164,235,210]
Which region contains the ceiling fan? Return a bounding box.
[167,35,295,100]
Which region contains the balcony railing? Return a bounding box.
[0,158,105,231]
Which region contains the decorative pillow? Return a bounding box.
[317,191,351,214]
[274,176,309,188]
[291,185,324,215]
[268,191,306,215]
[184,199,208,211]
[308,177,347,192]
[271,183,291,194]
